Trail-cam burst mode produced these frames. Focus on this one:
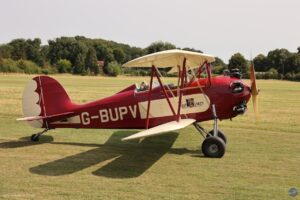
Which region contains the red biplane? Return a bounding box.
[17,50,259,158]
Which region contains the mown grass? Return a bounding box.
[0,74,299,200]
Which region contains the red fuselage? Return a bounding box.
[46,75,251,130]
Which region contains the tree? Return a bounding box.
[267,48,291,74]
[9,39,28,60]
[47,37,88,66]
[284,53,300,74]
[127,47,145,60]
[113,48,125,63]
[94,44,114,74]
[40,45,49,64]
[228,53,248,74]
[73,54,85,74]
[85,47,99,75]
[146,41,176,54]
[57,59,72,73]
[4,38,45,66]
[0,44,12,58]
[25,38,44,66]
[298,46,300,53]
[94,44,114,62]
[253,54,269,72]
[212,57,226,74]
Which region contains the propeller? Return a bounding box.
[250,61,259,119]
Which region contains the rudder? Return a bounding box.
[22,76,73,127]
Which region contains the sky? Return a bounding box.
[0,0,299,62]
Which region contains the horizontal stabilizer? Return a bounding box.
[17,112,74,122]
[122,118,195,141]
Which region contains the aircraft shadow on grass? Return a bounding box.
[0,131,200,178]
[0,135,54,148]
[29,131,185,178]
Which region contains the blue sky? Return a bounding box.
[0,0,299,62]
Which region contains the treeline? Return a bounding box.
[0,36,145,76]
[227,47,300,80]
[0,37,203,76]
[0,36,300,81]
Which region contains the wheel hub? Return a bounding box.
[209,144,219,153]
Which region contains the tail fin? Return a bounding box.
[21,76,74,128]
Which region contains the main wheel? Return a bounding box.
[207,130,227,144]
[202,136,226,158]
[31,134,40,142]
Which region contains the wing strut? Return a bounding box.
[145,64,180,128]
[145,66,154,129]
[176,58,186,121]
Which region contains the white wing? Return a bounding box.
[122,119,195,141]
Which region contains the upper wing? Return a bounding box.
[122,118,196,141]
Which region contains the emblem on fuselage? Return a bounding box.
[185,98,195,108]
[181,97,205,109]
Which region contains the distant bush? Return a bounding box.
[131,69,149,76]
[255,72,264,79]
[0,58,22,73]
[122,67,150,76]
[56,59,72,73]
[284,72,294,80]
[17,60,41,74]
[265,68,279,79]
[294,73,300,81]
[255,68,279,79]
[41,65,58,75]
[0,58,49,74]
[107,62,121,77]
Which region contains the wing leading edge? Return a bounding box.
[122,118,196,141]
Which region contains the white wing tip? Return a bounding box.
[16,116,41,121]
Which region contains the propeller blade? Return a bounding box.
[250,61,259,119]
[252,92,258,118]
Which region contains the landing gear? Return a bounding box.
[193,104,227,158]
[31,134,39,142]
[30,129,49,142]
[194,125,227,158]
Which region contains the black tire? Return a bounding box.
[31,134,39,142]
[207,130,227,144]
[202,136,226,158]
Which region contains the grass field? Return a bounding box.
[0,74,299,200]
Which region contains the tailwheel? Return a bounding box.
[31,134,40,142]
[202,136,226,158]
[207,130,227,144]
[30,129,49,142]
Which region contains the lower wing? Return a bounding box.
[122,118,195,141]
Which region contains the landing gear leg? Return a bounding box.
[212,104,218,137]
[31,128,49,142]
[194,104,227,158]
[207,104,227,144]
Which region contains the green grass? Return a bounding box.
[0,74,299,200]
